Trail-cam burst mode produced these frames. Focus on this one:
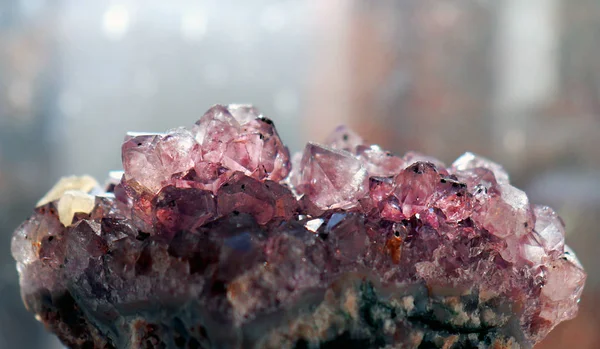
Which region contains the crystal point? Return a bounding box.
[452,152,509,183]
[298,142,368,209]
[532,205,565,258]
[192,104,290,182]
[357,144,405,177]
[393,162,439,217]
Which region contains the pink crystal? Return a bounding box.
[452,151,510,183]
[368,176,395,203]
[216,171,297,225]
[532,205,566,258]
[538,249,586,329]
[392,162,439,217]
[121,134,164,192]
[193,104,241,162]
[357,144,405,177]
[12,110,586,349]
[192,104,290,182]
[472,182,534,239]
[190,162,231,193]
[403,151,448,173]
[297,142,368,209]
[432,177,472,222]
[122,130,198,193]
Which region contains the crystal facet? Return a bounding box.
[297,142,368,210]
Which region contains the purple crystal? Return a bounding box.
[452,152,510,183]
[122,130,198,193]
[392,162,439,218]
[296,142,368,210]
[193,104,290,183]
[153,185,216,238]
[12,105,586,349]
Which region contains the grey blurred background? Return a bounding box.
[1,0,599,348]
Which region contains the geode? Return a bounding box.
[12,105,586,349]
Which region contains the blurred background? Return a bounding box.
[0,0,599,348]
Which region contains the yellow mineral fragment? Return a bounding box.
[57,190,96,226]
[36,175,99,207]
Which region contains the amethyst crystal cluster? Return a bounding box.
[12,105,585,349]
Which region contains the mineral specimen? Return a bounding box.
[12,105,586,349]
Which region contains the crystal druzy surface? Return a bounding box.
[12,105,585,349]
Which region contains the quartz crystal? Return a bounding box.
[12,105,586,349]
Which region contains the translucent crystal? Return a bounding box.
[122,130,197,193]
[532,205,565,258]
[297,142,368,209]
[12,117,585,349]
[392,162,439,217]
[12,204,63,266]
[473,182,534,239]
[357,144,405,177]
[539,250,586,326]
[193,104,241,161]
[452,152,510,184]
[192,104,290,182]
[403,151,447,172]
[433,177,471,222]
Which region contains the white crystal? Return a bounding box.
[57,190,96,226]
[305,218,324,233]
[36,175,99,207]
